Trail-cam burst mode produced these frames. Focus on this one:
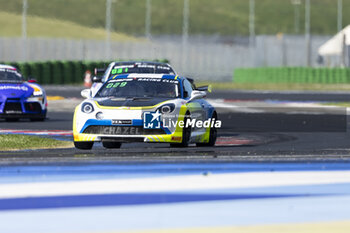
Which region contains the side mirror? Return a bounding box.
[189,90,206,101]
[196,85,212,93]
[81,89,92,99]
[92,76,102,83]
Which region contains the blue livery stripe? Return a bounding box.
[80,119,143,133]
[0,193,320,211]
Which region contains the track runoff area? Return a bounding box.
[0,163,349,233]
[1,88,350,232]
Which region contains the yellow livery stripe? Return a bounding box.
[115,221,350,233]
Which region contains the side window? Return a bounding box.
[102,63,114,82]
[183,79,193,99]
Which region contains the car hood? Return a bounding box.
[0,83,34,100]
[96,97,172,107]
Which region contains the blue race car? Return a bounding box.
[0,64,47,121]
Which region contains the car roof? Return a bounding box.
[112,61,171,66]
[108,73,183,81]
[0,64,17,70]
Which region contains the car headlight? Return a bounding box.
[158,104,175,114]
[31,89,43,97]
[81,103,94,113]
[29,85,43,97]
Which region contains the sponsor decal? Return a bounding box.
[156,65,171,70]
[5,110,22,114]
[112,119,132,125]
[103,126,141,135]
[0,85,28,91]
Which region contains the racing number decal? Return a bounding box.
[111,68,129,74]
[106,83,114,88]
[106,82,128,88]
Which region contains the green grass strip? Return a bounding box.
[321,102,350,107]
[197,82,350,92]
[0,135,73,151]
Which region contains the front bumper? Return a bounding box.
[73,132,183,143]
[73,102,189,144]
[73,118,184,143]
[0,101,46,118]
[0,113,46,119]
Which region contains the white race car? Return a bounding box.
[73,73,219,150]
[91,61,177,96]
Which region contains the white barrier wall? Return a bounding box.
[0,36,330,81]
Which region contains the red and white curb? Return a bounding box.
[215,137,254,146]
[0,130,73,136]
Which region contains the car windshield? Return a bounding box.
[107,64,175,79]
[95,78,179,98]
[0,69,23,83]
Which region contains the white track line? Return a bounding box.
[0,171,350,199]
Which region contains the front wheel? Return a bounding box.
[170,114,191,147]
[196,113,217,147]
[30,112,47,122]
[5,118,19,122]
[74,141,94,150]
[102,141,122,149]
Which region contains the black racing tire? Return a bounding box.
[5,118,19,122]
[30,112,47,122]
[102,141,122,149]
[170,114,191,148]
[74,141,94,150]
[196,112,218,147]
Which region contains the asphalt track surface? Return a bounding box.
[208,89,350,102]
[2,87,350,233]
[1,88,350,162]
